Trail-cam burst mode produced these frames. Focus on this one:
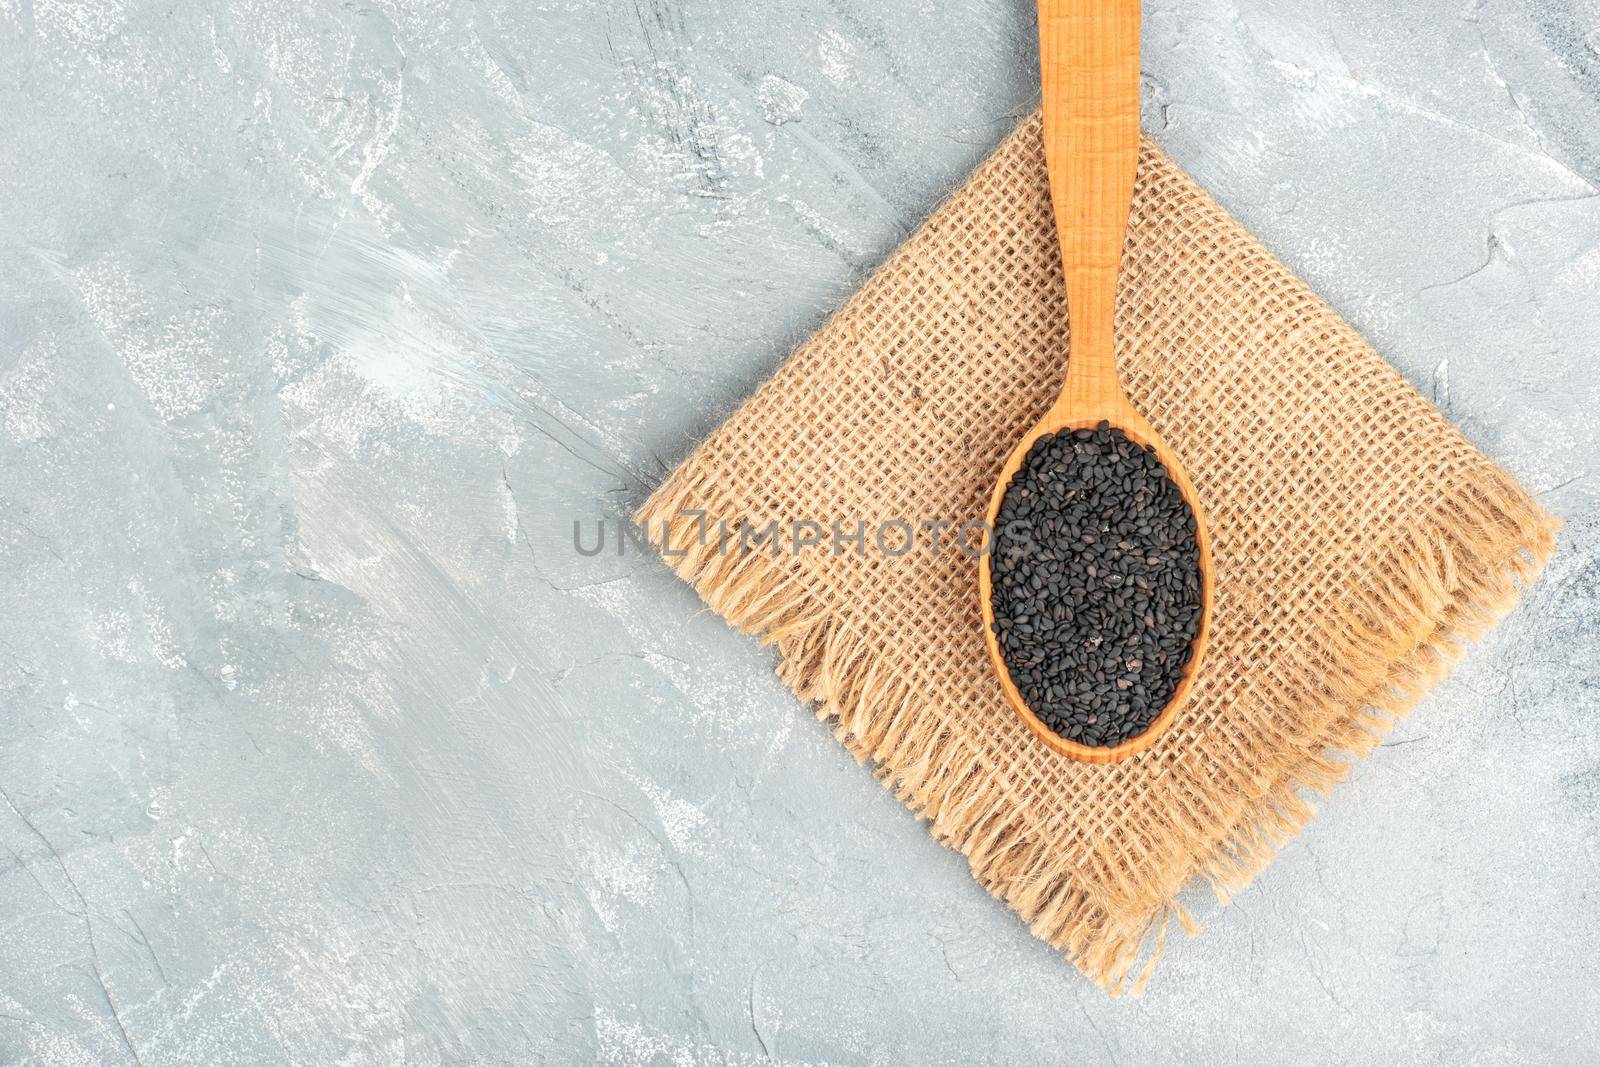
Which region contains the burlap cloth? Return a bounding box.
[638,113,1557,993]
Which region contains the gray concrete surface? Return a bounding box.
[1,0,1598,1062]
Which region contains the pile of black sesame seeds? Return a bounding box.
[989,422,1203,747]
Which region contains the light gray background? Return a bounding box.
[1,0,1597,1063]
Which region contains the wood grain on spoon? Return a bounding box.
[978,0,1213,764]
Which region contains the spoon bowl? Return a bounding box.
[979,403,1213,763]
[980,0,1212,762]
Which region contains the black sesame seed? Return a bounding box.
[990,425,1203,747]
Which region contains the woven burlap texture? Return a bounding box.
[638,112,1557,994]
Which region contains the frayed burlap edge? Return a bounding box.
[639,459,1555,993]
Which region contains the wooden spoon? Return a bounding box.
[977,0,1213,764]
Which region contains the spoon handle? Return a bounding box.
[1038,0,1141,417]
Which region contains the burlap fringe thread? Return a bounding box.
[640,463,1553,992]
[636,130,1558,994]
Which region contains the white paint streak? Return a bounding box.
[74,257,225,423]
[758,74,809,125]
[0,341,55,443]
[816,28,856,86]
